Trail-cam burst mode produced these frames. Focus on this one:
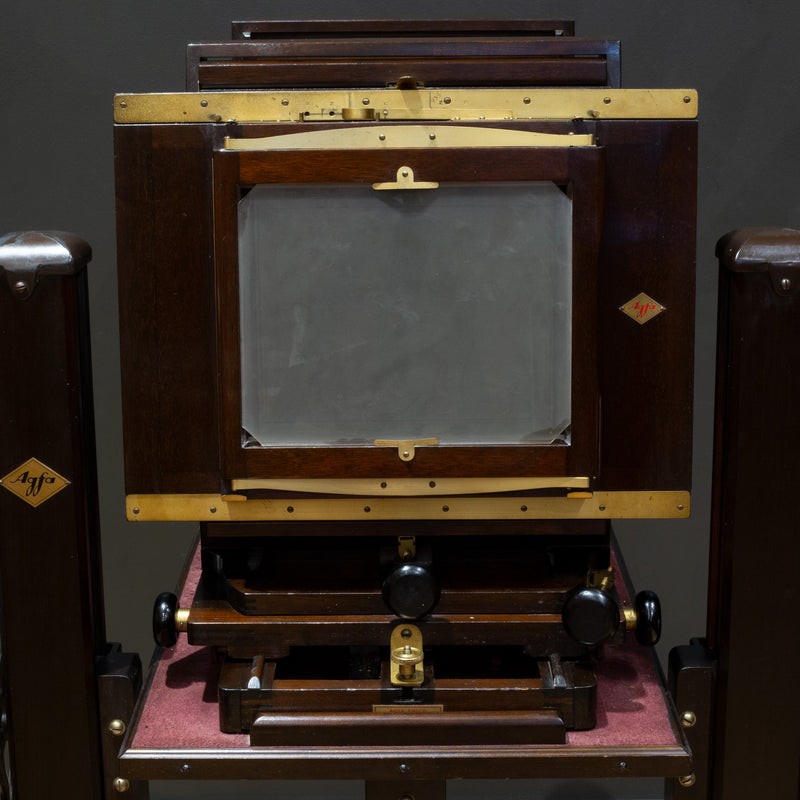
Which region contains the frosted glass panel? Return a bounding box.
[238,182,571,446]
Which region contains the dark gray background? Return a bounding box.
[2,2,798,798]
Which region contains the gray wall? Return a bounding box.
[2,2,798,798]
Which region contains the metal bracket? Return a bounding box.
[0,231,91,300]
[372,167,439,191]
[373,438,439,460]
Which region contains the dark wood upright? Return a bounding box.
[0,232,146,799]
[705,228,800,799]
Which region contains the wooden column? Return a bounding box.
[0,232,122,798]
[706,228,800,799]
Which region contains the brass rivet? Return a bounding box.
[108,719,126,737]
[599,504,607,511]
[381,482,388,488]
[429,481,436,488]
[523,97,531,104]
[362,98,370,105]
[120,101,128,109]
[401,628,412,638]
[281,99,289,106]
[683,96,692,103]
[113,778,130,793]
[287,506,294,513]
[379,133,386,141]
[781,277,791,291]
[200,100,208,107]
[429,133,436,140]
[364,506,371,513]
[442,505,449,512]
[132,507,140,515]
[443,97,451,104]
[679,774,696,787]
[520,505,528,512]
[210,506,217,513]
[604,96,612,104]
[681,710,697,728]
[678,504,685,511]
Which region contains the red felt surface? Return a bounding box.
[130,548,678,751]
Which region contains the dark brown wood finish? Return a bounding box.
[0,235,105,798]
[705,229,800,800]
[214,143,602,480]
[231,20,577,39]
[115,124,222,494]
[595,120,697,491]
[187,36,620,91]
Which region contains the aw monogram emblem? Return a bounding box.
[1,457,71,507]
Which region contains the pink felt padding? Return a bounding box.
[131,546,677,750]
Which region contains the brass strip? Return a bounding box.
[230,476,591,496]
[114,89,698,124]
[126,491,690,522]
[224,126,595,151]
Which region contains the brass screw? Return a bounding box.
[680,710,697,728]
[281,99,289,106]
[362,97,370,105]
[679,774,696,787]
[604,96,612,104]
[14,281,28,295]
[781,277,792,291]
[523,97,531,104]
[200,100,208,107]
[443,97,451,104]
[120,101,128,108]
[683,96,692,103]
[108,719,126,737]
[113,777,130,793]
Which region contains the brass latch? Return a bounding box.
[374,437,439,461]
[372,166,439,191]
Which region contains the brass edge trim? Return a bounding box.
[223,126,596,151]
[114,89,698,124]
[230,476,591,496]
[126,491,690,521]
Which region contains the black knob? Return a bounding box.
[633,590,661,646]
[382,563,439,619]
[561,586,620,647]
[153,591,179,648]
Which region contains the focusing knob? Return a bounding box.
[561,585,620,646]
[382,563,439,620]
[632,590,661,646]
[153,592,179,648]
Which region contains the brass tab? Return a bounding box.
[373,438,439,460]
[1,457,70,508]
[372,166,438,191]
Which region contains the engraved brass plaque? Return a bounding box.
[1,457,70,507]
